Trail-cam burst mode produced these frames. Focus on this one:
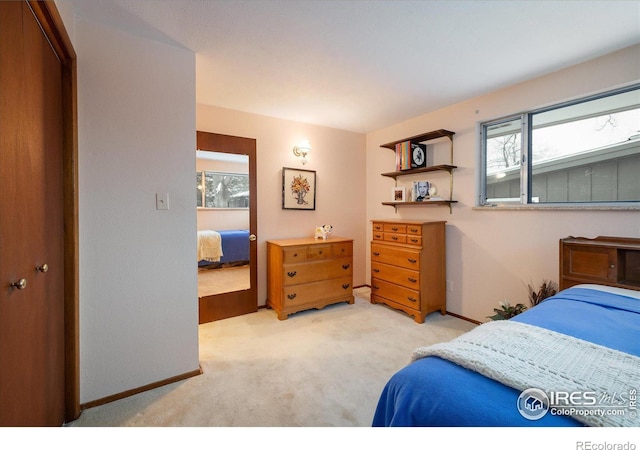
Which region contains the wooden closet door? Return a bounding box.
[0,1,65,426]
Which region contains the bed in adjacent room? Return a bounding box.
[372,284,640,427]
[197,229,250,267]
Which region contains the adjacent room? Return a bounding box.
[2,0,639,444]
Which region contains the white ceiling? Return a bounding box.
[66,0,640,133]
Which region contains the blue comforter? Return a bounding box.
[198,230,249,266]
[372,285,640,427]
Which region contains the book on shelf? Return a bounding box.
[395,141,427,171]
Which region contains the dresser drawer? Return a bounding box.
[371,278,420,309]
[383,223,406,234]
[372,222,385,233]
[307,244,331,260]
[283,258,352,285]
[283,246,306,263]
[331,242,353,258]
[371,243,420,270]
[371,261,420,289]
[283,276,353,307]
[406,225,422,236]
[406,235,422,246]
[384,233,406,244]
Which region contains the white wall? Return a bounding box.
[366,44,640,323]
[74,17,199,403]
[197,105,367,305]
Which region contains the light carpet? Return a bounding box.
[67,287,476,427]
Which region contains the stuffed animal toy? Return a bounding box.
[314,224,333,240]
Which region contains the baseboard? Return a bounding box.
[445,310,482,325]
[361,284,481,325]
[79,366,203,412]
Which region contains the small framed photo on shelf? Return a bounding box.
[392,186,406,202]
[412,181,431,202]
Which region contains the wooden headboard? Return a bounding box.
[560,236,640,292]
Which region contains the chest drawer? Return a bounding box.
[383,233,406,244]
[371,261,420,289]
[283,258,352,285]
[407,225,422,236]
[384,223,406,234]
[371,278,420,309]
[372,222,385,233]
[371,243,420,270]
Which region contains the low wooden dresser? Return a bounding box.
[266,237,354,320]
[560,236,640,291]
[370,220,446,323]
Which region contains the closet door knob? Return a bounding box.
[10,278,27,290]
[36,263,49,273]
[249,234,257,241]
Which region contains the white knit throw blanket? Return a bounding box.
[412,321,640,427]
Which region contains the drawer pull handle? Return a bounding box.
[391,236,398,241]
[372,285,379,290]
[407,296,417,303]
[287,271,297,277]
[373,252,380,256]
[373,268,380,273]
[319,251,323,255]
[407,258,417,263]
[287,293,297,300]
[342,264,350,270]
[410,238,418,243]
[391,227,398,231]
[293,253,298,257]
[408,277,417,283]
[410,228,418,233]
[342,283,351,289]
[610,264,615,269]
[374,234,382,239]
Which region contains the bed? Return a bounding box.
[197,229,250,267]
[372,284,640,427]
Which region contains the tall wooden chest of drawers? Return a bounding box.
[370,220,446,323]
[266,237,354,320]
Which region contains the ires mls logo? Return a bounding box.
[517,387,638,421]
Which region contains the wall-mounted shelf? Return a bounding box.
[382,200,458,207]
[380,129,456,213]
[381,164,457,179]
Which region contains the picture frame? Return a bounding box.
[392,186,406,202]
[412,181,431,202]
[282,167,316,210]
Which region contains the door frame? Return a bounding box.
[28,0,80,422]
[196,131,258,323]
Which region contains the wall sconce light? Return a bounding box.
[293,140,311,165]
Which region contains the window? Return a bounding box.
[196,171,249,209]
[481,85,640,206]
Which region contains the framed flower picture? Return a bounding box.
[282,167,316,210]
